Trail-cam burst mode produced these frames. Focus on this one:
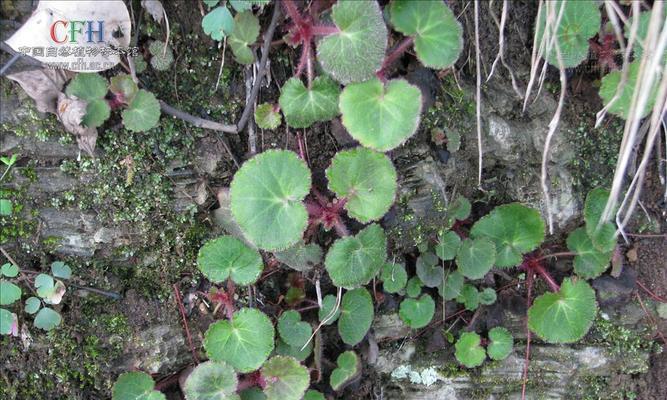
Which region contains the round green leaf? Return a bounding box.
[325,223,386,289]
[230,150,311,251]
[399,294,435,329]
[229,11,260,65]
[315,0,387,84]
[274,241,322,272]
[0,308,16,335]
[457,284,480,311]
[274,338,312,362]
[122,89,160,132]
[438,269,464,300]
[35,273,55,298]
[202,6,234,41]
[254,103,282,130]
[528,278,597,343]
[66,73,108,101]
[318,294,341,325]
[184,361,239,400]
[435,230,462,261]
[239,388,265,400]
[416,252,444,288]
[204,308,275,372]
[329,350,360,391]
[51,261,72,279]
[0,263,17,278]
[479,288,497,305]
[303,390,325,400]
[261,356,310,400]
[535,0,601,67]
[278,76,340,129]
[380,262,407,294]
[326,147,397,223]
[599,60,661,120]
[82,98,110,128]
[471,203,545,268]
[487,327,513,361]
[24,296,41,314]
[338,288,374,346]
[33,307,62,331]
[112,371,160,400]
[456,238,496,280]
[455,332,486,368]
[389,0,463,68]
[567,228,612,280]
[198,236,264,285]
[405,276,423,298]
[449,196,471,222]
[0,280,21,305]
[340,78,422,152]
[277,310,312,349]
[583,188,617,252]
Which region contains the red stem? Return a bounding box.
[283,0,305,25]
[332,217,350,237]
[377,36,414,81]
[310,25,340,36]
[173,284,199,364]
[637,280,667,303]
[537,251,576,261]
[530,262,560,292]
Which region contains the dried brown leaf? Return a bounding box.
[6,69,70,114]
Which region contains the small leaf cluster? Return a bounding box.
[202,0,266,64]
[0,153,19,217]
[1,261,72,335]
[454,327,514,368]
[66,73,161,132]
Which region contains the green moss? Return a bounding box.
[0,104,63,141]
[588,317,655,374]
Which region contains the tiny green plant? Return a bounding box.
[454,327,514,368]
[0,153,18,217]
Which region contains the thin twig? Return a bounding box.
[173,284,199,364]
[236,3,282,133]
[636,280,667,303]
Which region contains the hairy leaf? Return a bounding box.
[278,310,312,349]
[338,288,373,346]
[274,241,322,272]
[471,204,545,267]
[254,103,282,130]
[405,276,423,298]
[325,224,386,288]
[122,89,160,132]
[202,6,234,40]
[535,0,601,67]
[66,73,107,101]
[204,308,274,372]
[583,188,617,252]
[416,252,444,288]
[455,332,486,368]
[149,40,174,71]
[229,11,260,64]
[487,327,513,361]
[274,338,312,362]
[0,308,17,335]
[230,150,311,251]
[330,351,360,391]
[389,0,463,68]
[567,228,612,279]
[399,294,435,329]
[438,269,464,300]
[456,238,496,280]
[457,284,480,311]
[528,278,597,343]
[599,60,661,120]
[0,280,21,305]
[279,76,340,128]
[197,236,264,285]
[184,361,239,400]
[110,74,139,104]
[316,0,387,84]
[1,263,18,278]
[326,147,397,223]
[340,78,422,152]
[51,261,72,279]
[435,230,461,261]
[319,294,341,325]
[33,307,62,331]
[303,390,325,400]
[479,288,497,305]
[112,371,162,400]
[24,296,41,314]
[261,356,310,400]
[380,262,407,294]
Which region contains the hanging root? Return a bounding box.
[486,0,523,97]
[474,0,483,186]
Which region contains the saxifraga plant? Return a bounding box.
[108,1,629,398]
